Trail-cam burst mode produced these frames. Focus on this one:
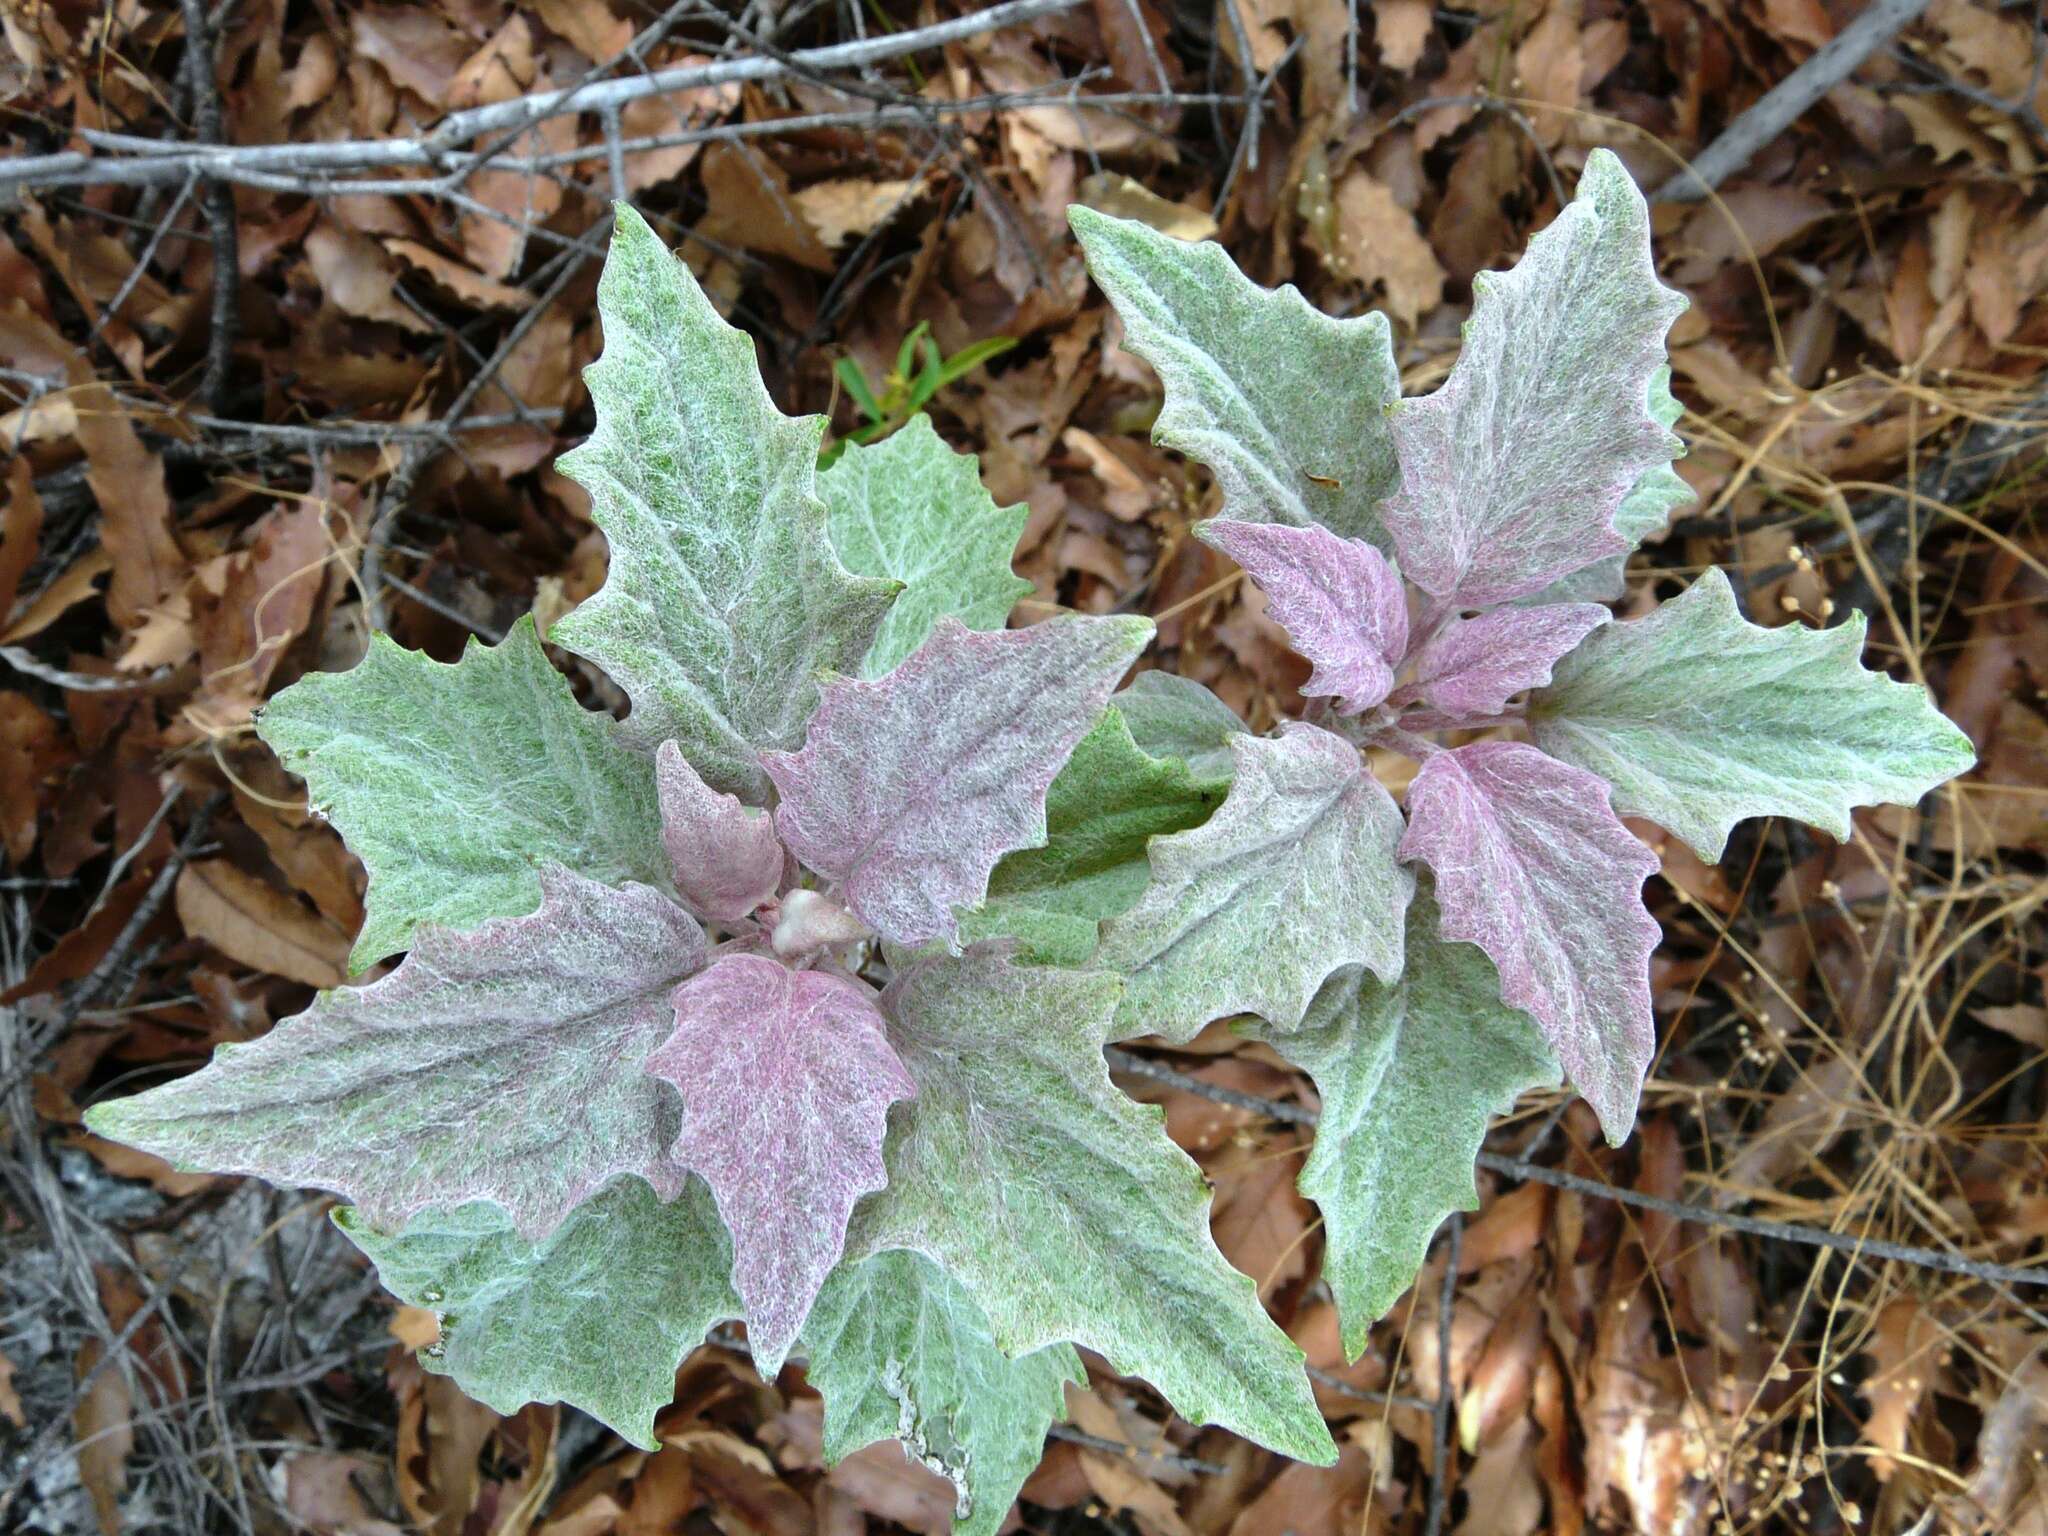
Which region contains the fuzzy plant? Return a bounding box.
[89,152,1975,1525]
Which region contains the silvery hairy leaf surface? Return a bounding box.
[91,162,1974,1504]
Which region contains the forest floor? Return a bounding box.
[2,1,2046,1533]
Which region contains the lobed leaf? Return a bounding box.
[656,740,784,922]
[764,614,1152,949]
[644,955,914,1374]
[1069,206,1402,544]
[1243,892,1558,1358]
[1398,741,1659,1143]
[86,867,707,1238]
[1198,519,1408,714]
[1408,603,1607,720]
[1530,366,1692,604]
[551,205,899,800]
[333,1176,737,1448]
[821,414,1033,678]
[805,1251,1083,1536]
[961,705,1225,965]
[847,951,1334,1464]
[1097,723,1412,1042]
[1615,369,1693,545]
[1530,568,1977,861]
[1380,150,1688,606]
[1113,670,1247,786]
[256,616,666,972]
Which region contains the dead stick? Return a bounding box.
[1422,1213,1462,1536]
[0,0,1088,195]
[178,0,239,414]
[1653,0,1931,202]
[1104,1047,2048,1295]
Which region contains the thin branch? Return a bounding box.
[359,222,607,629]
[382,575,509,643]
[0,794,222,1110]
[0,0,1090,195]
[0,645,175,692]
[1653,0,1933,201]
[1103,1048,2048,1292]
[1048,1424,1229,1477]
[85,176,195,351]
[1744,376,2048,613]
[178,408,564,448]
[1307,1361,1433,1411]
[18,88,1242,205]
[177,0,239,414]
[1423,1214,1462,1536]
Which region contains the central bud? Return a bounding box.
[771,888,874,958]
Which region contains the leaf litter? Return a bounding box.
[2,0,2047,1532]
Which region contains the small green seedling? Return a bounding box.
[824,320,1017,464]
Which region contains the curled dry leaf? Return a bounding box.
[305,221,435,333]
[174,859,350,989]
[1330,171,1444,329]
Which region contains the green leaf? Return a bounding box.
[836,356,885,423]
[1242,893,1558,1358]
[552,204,900,799]
[1113,671,1246,787]
[895,321,929,385]
[1614,366,1693,547]
[805,1251,1082,1536]
[1529,568,1977,862]
[1096,723,1412,1042]
[932,335,1018,390]
[1069,207,1402,545]
[821,415,1032,678]
[255,615,666,972]
[908,329,945,408]
[849,952,1334,1464]
[334,1176,738,1449]
[961,705,1226,964]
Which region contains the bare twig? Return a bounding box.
[1213,26,1302,221]
[1103,1047,2048,1292]
[2,794,221,1091]
[359,221,608,629]
[0,0,1090,196]
[1740,377,2048,614]
[0,645,176,692]
[1049,1424,1229,1476]
[1887,10,2048,147]
[1653,0,1932,201]
[177,0,240,414]
[382,575,509,643]
[85,176,195,352]
[1422,1214,1462,1536]
[1307,1361,1433,1411]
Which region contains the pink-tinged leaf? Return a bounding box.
[1397,742,1659,1142]
[85,867,708,1238]
[644,954,912,1373]
[1197,520,1408,714]
[1408,604,1607,720]
[1380,151,1687,606]
[763,614,1153,949]
[656,740,784,921]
